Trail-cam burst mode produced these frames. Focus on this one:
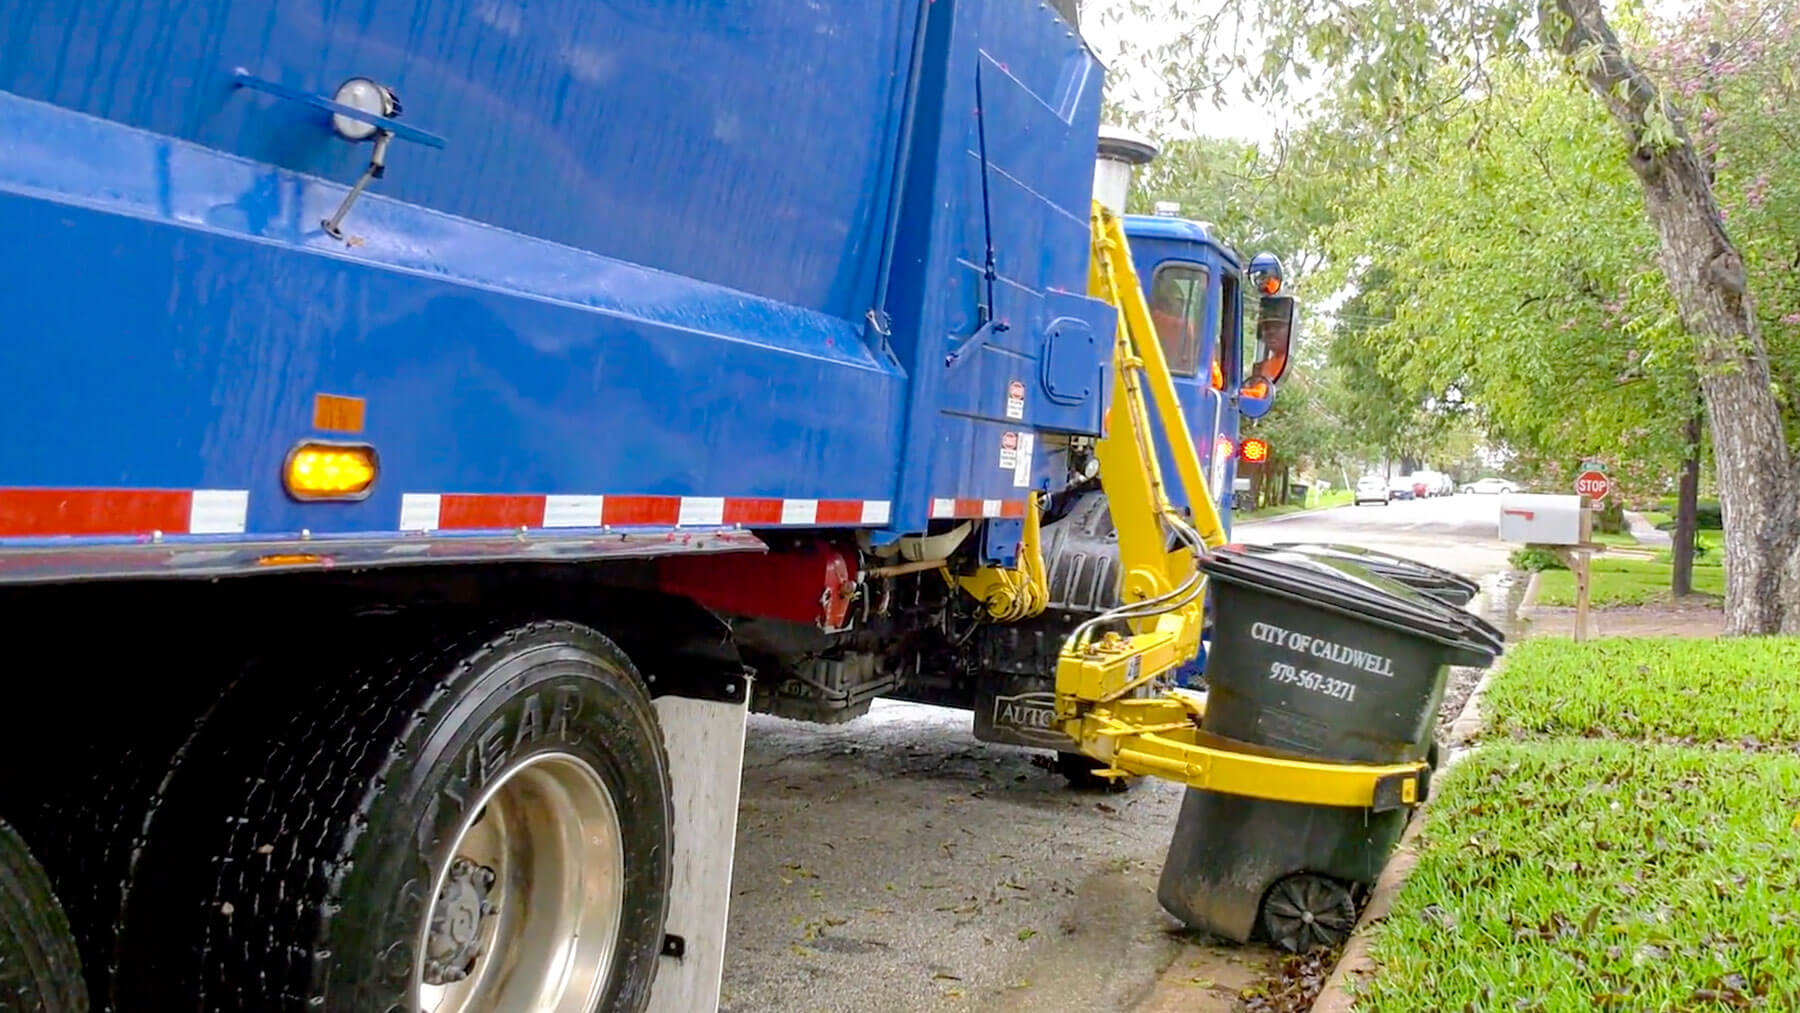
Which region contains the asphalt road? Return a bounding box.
[1232,492,1516,579]
[718,494,1514,1013]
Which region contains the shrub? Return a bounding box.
[1509,546,1565,571]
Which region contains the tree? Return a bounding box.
[1310,61,1696,508]
[1126,135,1335,276]
[1099,0,1800,632]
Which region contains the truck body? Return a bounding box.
[0,2,1315,1010]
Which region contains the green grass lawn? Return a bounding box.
[1535,555,1724,607]
[1236,487,1353,520]
[1316,488,1354,509]
[1359,740,1800,1011]
[1485,636,1800,748]
[1359,635,1800,1010]
[1657,530,1726,564]
[1640,510,1673,529]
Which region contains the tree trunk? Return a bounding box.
[1552,0,1800,633]
[1671,408,1701,597]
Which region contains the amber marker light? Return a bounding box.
[284,441,378,500]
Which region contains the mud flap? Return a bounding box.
[971,674,1079,752]
[646,689,750,1013]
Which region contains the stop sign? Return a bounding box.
[1575,470,1610,503]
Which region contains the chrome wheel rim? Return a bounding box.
[416,752,625,1013]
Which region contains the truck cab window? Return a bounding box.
[1216,272,1242,391]
[1147,263,1209,377]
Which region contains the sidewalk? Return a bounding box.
[1624,510,1671,548]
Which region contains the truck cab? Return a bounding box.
[1131,214,1255,530]
[1093,129,1295,538]
[957,135,1300,765]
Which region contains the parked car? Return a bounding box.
[1387,476,1416,501]
[1354,475,1390,506]
[1412,470,1452,497]
[1461,477,1520,495]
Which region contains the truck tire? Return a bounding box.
[121,618,672,1013]
[0,821,88,1013]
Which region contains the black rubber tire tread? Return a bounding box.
[0,671,227,1012]
[119,615,672,1012]
[0,821,88,1013]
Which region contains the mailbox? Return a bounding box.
[1498,493,1587,545]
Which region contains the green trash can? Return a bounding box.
[1157,545,1503,950]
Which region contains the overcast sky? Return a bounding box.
[1079,5,1299,144]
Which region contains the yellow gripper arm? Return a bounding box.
[1039,203,1428,810]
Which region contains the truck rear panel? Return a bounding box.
[0,0,1111,580]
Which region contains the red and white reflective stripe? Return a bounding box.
[0,488,249,538]
[399,494,892,532]
[928,498,1027,520]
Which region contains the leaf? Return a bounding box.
[1581,905,1603,934]
[1421,904,1458,930]
[1018,928,1037,941]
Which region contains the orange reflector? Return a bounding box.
[257,553,326,567]
[1241,437,1270,463]
[1259,276,1281,295]
[1210,360,1225,390]
[285,442,378,500]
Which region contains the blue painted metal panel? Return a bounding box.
[882,0,1112,534]
[0,0,918,319]
[0,90,904,541]
[0,0,1117,579]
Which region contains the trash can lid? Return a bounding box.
[1267,542,1480,601]
[1201,545,1504,659]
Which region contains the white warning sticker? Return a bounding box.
[1013,432,1035,488]
[999,430,1020,471]
[1006,379,1026,420]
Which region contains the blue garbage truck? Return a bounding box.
[0,2,1428,1011]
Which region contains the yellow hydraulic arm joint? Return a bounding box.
[958,491,1049,621]
[1044,203,1429,810]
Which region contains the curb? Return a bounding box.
[1309,601,1525,1012]
[1307,815,1426,1013]
[1307,664,1500,1012]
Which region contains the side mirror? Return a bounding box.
[1237,375,1274,419]
[1252,294,1297,385]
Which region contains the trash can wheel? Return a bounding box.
[1260,873,1358,953]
